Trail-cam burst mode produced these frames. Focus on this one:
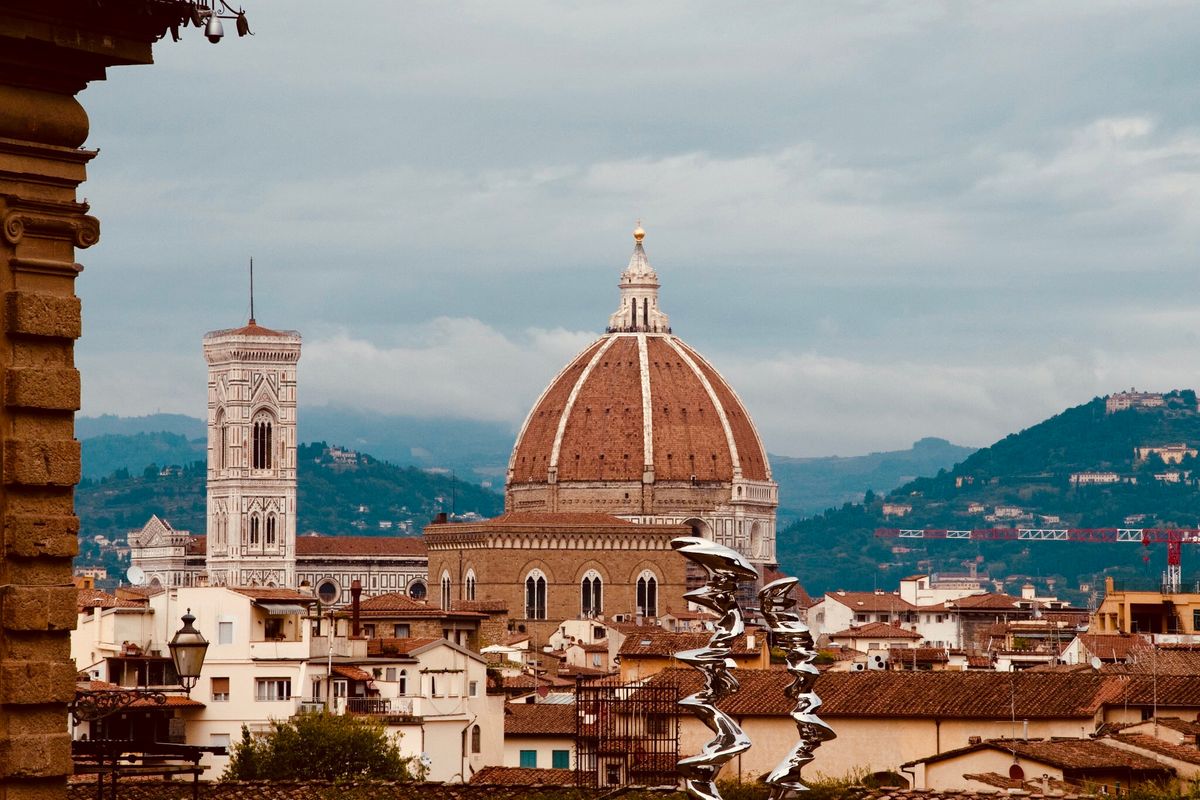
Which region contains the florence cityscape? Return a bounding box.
[7,3,1200,799]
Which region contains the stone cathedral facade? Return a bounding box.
[203,319,302,588]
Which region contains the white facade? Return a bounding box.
[203,321,302,588]
[127,515,206,588]
[70,586,503,782]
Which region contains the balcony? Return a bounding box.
[249,639,309,660]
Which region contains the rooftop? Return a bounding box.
[827,622,922,640]
[504,703,577,736]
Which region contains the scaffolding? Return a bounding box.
[575,681,679,789]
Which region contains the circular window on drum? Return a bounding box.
[317,580,339,604]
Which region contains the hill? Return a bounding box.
[78,414,971,518]
[777,390,1200,601]
[770,437,976,521]
[75,442,504,570]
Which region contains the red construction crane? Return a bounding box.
[875,527,1200,593]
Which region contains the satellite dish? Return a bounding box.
[126,565,147,586]
[1090,656,1103,671]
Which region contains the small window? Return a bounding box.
[593,654,602,667]
[552,750,570,769]
[218,621,233,645]
[1193,609,1200,631]
[399,669,408,695]
[520,750,537,768]
[385,667,397,682]
[394,623,410,638]
[363,624,376,638]
[210,733,232,749]
[471,725,482,755]
[255,678,291,702]
[605,763,621,786]
[469,680,479,697]
[211,677,230,702]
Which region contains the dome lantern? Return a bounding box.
[608,222,670,333]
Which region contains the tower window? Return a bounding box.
[465,569,477,602]
[630,297,636,329]
[440,572,452,611]
[643,297,648,328]
[252,414,274,469]
[525,570,547,620]
[266,514,277,547]
[249,514,260,546]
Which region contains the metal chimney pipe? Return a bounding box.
[351,579,362,638]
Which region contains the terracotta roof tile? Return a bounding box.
[469,766,575,786]
[232,588,315,603]
[366,637,440,656]
[825,591,917,612]
[907,737,1173,773]
[77,588,146,611]
[205,320,297,339]
[947,593,1023,610]
[1076,633,1152,661]
[888,647,950,663]
[331,665,375,683]
[618,629,762,657]
[1115,733,1200,765]
[504,703,577,736]
[827,622,922,640]
[644,669,1128,719]
[355,593,484,619]
[295,535,426,556]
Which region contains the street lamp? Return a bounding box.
[168,609,209,695]
[71,610,210,723]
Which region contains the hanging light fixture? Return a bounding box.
[168,609,210,694]
[169,2,253,45]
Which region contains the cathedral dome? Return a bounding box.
[508,332,770,486]
[506,226,777,556]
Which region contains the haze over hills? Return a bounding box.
[77,413,974,520]
[778,390,1200,601]
[76,442,504,578]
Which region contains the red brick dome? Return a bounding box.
[508,332,770,486]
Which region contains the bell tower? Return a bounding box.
[203,316,301,587]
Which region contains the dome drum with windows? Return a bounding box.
[506,225,779,567]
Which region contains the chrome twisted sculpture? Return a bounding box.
[671,536,759,800]
[758,576,836,796]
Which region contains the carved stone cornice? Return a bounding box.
[0,194,99,250]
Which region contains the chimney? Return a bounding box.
[351,579,362,637]
[434,512,448,524]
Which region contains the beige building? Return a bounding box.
[1091,576,1200,635]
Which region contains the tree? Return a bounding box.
[222,713,421,782]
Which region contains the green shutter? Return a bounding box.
[520,750,537,768]
[552,750,570,769]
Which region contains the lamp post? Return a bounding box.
[71,610,210,723]
[169,609,209,695]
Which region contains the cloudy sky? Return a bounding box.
[76,1,1200,458]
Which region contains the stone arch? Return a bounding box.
[683,516,712,540]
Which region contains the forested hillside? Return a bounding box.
[779,391,1200,600]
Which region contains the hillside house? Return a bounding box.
[1136,444,1197,465]
[1107,391,1166,414]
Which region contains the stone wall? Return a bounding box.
[65,782,674,800]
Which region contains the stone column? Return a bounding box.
[0,5,168,797]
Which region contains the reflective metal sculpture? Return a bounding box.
[671,536,759,800]
[758,577,836,796]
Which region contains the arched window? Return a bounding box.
[249,514,260,546]
[525,569,547,620]
[215,410,226,470]
[252,412,273,470]
[636,571,658,618]
[465,569,477,601]
[266,513,277,547]
[398,669,408,695]
[440,571,452,611]
[471,724,481,754]
[409,580,427,600]
[581,570,603,617]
